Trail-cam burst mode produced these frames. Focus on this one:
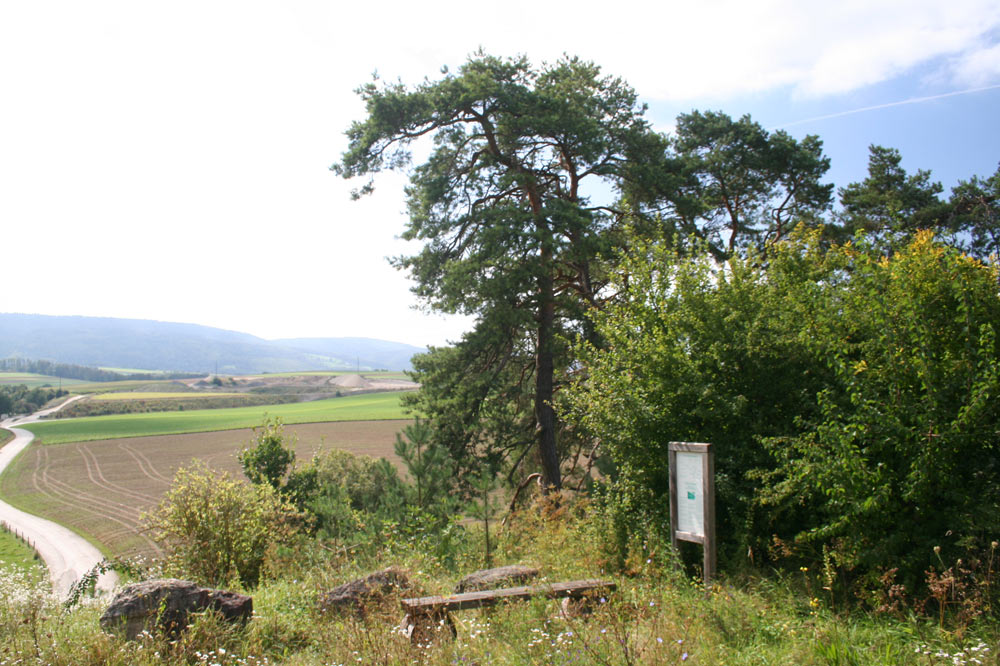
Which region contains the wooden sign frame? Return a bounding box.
[668,441,716,583]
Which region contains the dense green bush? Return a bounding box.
[0,384,67,415]
[566,229,1000,595]
[144,461,306,587]
[306,449,407,541]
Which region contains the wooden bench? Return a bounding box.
[400,578,616,644]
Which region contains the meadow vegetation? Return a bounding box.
[1,490,997,665]
[0,524,43,575]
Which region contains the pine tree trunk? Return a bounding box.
[535,244,562,491]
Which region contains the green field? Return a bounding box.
[0,372,86,388]
[22,391,412,444]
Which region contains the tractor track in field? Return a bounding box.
[32,447,145,524]
[118,442,172,485]
[77,443,160,504]
[3,416,411,587]
[0,397,119,596]
[30,446,163,555]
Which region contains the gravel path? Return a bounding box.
[0,396,118,597]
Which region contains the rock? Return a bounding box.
[453,565,540,593]
[206,589,254,624]
[99,579,252,640]
[319,567,409,615]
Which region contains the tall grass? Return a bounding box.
[2,499,996,665]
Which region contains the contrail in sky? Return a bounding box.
[773,84,1000,129]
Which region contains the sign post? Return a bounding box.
[668,441,716,584]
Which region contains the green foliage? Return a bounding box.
[949,162,1000,260]
[306,449,407,541]
[335,51,671,489]
[758,232,1000,586]
[239,417,297,489]
[565,230,828,566]
[402,326,539,484]
[465,464,502,567]
[239,417,318,510]
[652,110,833,258]
[2,504,1000,664]
[566,228,1000,593]
[0,384,67,415]
[393,417,457,517]
[836,145,946,238]
[144,461,306,587]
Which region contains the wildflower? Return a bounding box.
[682,652,689,661]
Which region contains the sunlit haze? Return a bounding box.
[2,0,998,346]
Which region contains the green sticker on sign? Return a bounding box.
[687,491,696,500]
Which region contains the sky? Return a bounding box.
[2,0,998,347]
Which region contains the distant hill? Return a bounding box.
[0,314,426,373]
[275,337,425,373]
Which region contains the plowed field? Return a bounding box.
[0,419,411,559]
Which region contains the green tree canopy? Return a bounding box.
[836,144,945,238]
[948,162,1000,260]
[626,110,833,259]
[334,52,671,489]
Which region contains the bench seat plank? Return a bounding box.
[402,579,615,613]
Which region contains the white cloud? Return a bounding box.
[949,41,1000,86]
[334,0,1000,101]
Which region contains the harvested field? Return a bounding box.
[91,392,243,400]
[0,420,412,559]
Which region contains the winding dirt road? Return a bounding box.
[0,396,118,596]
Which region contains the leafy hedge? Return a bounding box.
[567,229,1000,596]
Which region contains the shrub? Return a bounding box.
[566,229,1000,596]
[306,449,407,541]
[144,461,307,587]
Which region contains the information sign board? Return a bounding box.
[675,451,704,536]
[668,442,716,583]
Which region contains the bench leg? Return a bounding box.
[560,595,594,619]
[400,609,456,646]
